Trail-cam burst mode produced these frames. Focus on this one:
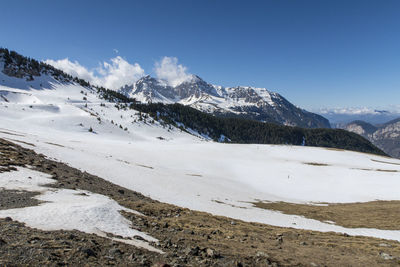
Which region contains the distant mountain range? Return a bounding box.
[342,118,400,158]
[317,108,400,126]
[120,75,331,129]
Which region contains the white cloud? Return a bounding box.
[320,107,377,115]
[44,56,145,90]
[45,56,195,89]
[96,56,145,89]
[154,57,193,87]
[317,106,400,115]
[44,58,96,83]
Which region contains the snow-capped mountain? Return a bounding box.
[343,118,400,158]
[120,75,331,128]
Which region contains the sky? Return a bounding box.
[1,0,400,111]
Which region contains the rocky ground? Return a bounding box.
[1,138,400,266]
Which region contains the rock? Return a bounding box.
[4,217,12,222]
[230,221,236,225]
[164,239,172,248]
[256,251,269,258]
[152,263,171,267]
[206,248,220,258]
[128,253,135,261]
[82,248,97,258]
[380,252,394,260]
[185,246,199,256]
[134,235,145,241]
[117,189,125,194]
[206,248,214,257]
[29,236,40,243]
[183,229,194,235]
[109,248,123,256]
[68,234,76,240]
[0,238,7,246]
[211,229,221,235]
[379,243,391,247]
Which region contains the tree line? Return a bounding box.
[97,87,386,156]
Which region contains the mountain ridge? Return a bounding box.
[120,74,331,129]
[343,119,400,158]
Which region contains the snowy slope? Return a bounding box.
[0,68,203,143]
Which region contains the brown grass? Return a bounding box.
[253,200,400,230]
[323,147,346,152]
[186,173,203,177]
[136,163,154,169]
[303,162,330,166]
[351,167,399,172]
[0,130,25,137]
[371,159,400,166]
[3,138,35,147]
[124,200,400,266]
[45,142,65,147]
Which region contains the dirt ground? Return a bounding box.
[1,138,400,266]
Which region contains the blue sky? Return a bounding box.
[1,0,400,110]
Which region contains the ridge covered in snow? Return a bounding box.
[120,75,331,128]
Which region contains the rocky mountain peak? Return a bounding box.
[343,118,400,158]
[118,74,330,129]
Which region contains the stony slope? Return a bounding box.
[343,118,400,158]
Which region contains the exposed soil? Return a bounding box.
[0,218,165,267]
[0,190,41,210]
[1,138,400,266]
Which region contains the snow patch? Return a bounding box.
[0,167,161,253]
